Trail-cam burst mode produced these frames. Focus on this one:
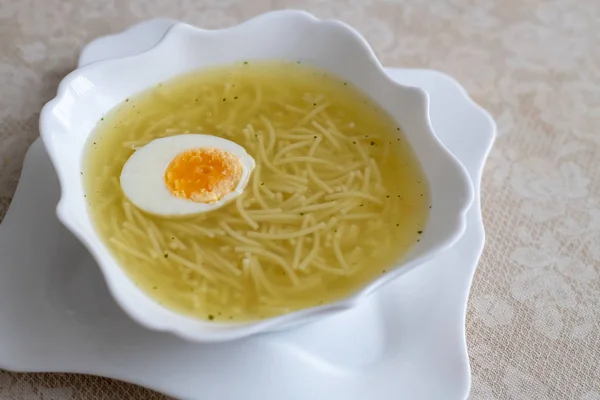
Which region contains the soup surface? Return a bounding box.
[83,61,429,321]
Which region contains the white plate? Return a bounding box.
[0,20,495,400]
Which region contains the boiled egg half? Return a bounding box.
[120,134,255,216]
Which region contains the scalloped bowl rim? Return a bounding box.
[39,10,474,342]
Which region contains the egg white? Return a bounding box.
[120,134,255,217]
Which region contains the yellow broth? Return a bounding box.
[83,61,429,321]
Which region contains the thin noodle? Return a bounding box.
[305,191,325,204]
[362,167,371,192]
[291,201,338,214]
[255,133,307,184]
[270,176,307,190]
[273,140,313,162]
[353,138,369,163]
[277,133,315,141]
[284,104,305,114]
[292,215,311,270]
[247,222,326,240]
[123,201,135,224]
[236,196,259,230]
[311,120,340,149]
[164,221,219,238]
[251,164,270,209]
[147,219,166,247]
[219,221,262,246]
[369,158,383,188]
[246,208,283,215]
[326,216,340,230]
[109,237,152,262]
[312,258,351,275]
[225,107,240,136]
[251,214,304,222]
[167,251,237,288]
[382,140,390,164]
[262,240,288,255]
[147,227,163,258]
[170,236,187,250]
[308,135,322,157]
[250,257,280,297]
[345,224,360,244]
[326,191,383,205]
[123,221,146,238]
[145,114,175,135]
[236,246,300,286]
[281,193,305,209]
[298,231,320,271]
[333,229,350,269]
[291,127,320,136]
[208,250,243,277]
[268,183,307,194]
[219,216,247,226]
[345,171,356,188]
[322,114,347,139]
[295,102,329,127]
[307,165,333,194]
[260,115,277,153]
[244,82,262,119]
[95,194,118,212]
[260,184,276,199]
[275,156,343,169]
[130,202,149,229]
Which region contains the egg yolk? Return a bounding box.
[164,148,243,203]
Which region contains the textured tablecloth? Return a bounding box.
[0,0,599,399]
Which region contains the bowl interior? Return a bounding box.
[41,12,472,341]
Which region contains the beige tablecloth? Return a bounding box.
[1,1,599,399]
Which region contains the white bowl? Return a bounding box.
[39,10,474,342]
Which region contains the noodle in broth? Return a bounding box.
[83,61,429,321]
